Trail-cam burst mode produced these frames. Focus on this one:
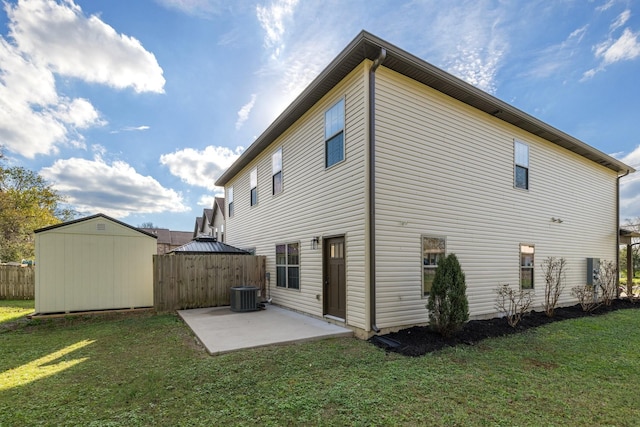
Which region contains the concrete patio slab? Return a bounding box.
[178,305,353,355]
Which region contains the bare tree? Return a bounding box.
[542,257,566,317]
[495,284,533,328]
[571,284,601,312]
[598,260,618,306]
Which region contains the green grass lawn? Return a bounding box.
[2,300,640,426]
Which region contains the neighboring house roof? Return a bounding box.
[142,228,171,243]
[170,231,193,246]
[214,197,226,219]
[194,217,203,236]
[216,30,633,187]
[35,213,157,238]
[171,236,249,254]
[203,209,213,226]
[140,228,192,246]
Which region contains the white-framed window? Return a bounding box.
[250,168,257,206]
[272,148,283,195]
[422,236,446,296]
[228,187,234,217]
[276,242,300,289]
[325,98,345,168]
[520,244,534,289]
[514,140,529,190]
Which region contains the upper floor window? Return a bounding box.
[520,244,534,289]
[514,140,529,190]
[272,148,283,195]
[422,236,446,296]
[325,98,345,168]
[228,187,234,217]
[250,168,258,206]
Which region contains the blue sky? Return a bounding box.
[1,0,639,231]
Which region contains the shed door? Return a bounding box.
[324,237,346,319]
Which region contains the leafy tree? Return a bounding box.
[427,253,469,337]
[0,162,75,262]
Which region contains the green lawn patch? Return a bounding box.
[1,300,639,425]
[0,299,34,324]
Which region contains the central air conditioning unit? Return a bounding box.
[230,286,259,312]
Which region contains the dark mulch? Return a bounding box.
[370,299,640,357]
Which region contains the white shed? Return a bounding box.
[34,213,157,314]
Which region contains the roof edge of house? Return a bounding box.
[34,213,158,239]
[215,30,634,187]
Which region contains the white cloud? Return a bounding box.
[256,0,299,58]
[522,25,589,79]
[40,155,189,218]
[595,27,640,64]
[160,145,244,190]
[7,0,165,93]
[197,193,223,208]
[596,0,616,13]
[616,146,640,221]
[583,10,640,81]
[0,0,164,158]
[155,0,232,16]
[110,125,151,134]
[236,94,257,129]
[610,9,631,31]
[401,1,510,94]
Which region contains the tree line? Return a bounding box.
[0,152,74,262]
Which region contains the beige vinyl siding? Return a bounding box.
[374,66,617,329]
[212,207,225,242]
[35,217,156,314]
[225,64,369,329]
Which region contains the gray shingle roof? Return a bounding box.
[215,30,633,187]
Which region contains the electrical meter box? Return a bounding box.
[586,258,600,285]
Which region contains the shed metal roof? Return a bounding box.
[216,30,633,186]
[171,236,249,254]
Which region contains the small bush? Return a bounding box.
[571,284,601,312]
[542,257,566,317]
[426,253,469,337]
[598,260,617,306]
[495,284,533,328]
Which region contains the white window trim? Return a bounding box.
[514,140,530,191]
[250,168,258,206]
[519,243,535,290]
[275,242,301,291]
[422,235,446,298]
[227,187,234,217]
[272,148,283,195]
[324,97,346,169]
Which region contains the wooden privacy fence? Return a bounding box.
[0,265,35,299]
[153,254,266,312]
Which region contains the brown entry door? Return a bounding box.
[324,237,346,319]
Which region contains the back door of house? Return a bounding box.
[324,236,346,319]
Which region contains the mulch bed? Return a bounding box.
[370,299,640,357]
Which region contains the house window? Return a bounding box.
[520,244,534,289]
[276,243,300,289]
[325,98,345,168]
[272,148,282,195]
[514,140,529,190]
[250,168,257,206]
[228,187,234,217]
[422,236,445,296]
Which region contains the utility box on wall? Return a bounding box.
[586,258,600,285]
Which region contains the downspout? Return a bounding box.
[369,47,386,333]
[617,169,631,297]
